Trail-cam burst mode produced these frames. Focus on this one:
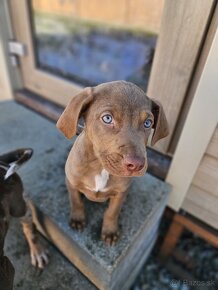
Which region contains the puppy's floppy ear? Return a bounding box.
[56,87,94,139]
[151,99,169,146]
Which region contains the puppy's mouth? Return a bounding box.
[100,153,147,177]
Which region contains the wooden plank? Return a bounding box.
[79,0,127,25]
[175,214,218,246]
[32,0,164,34]
[147,0,215,153]
[184,184,218,215]
[128,0,164,34]
[182,198,218,230]
[192,155,218,196]
[159,218,184,259]
[15,89,63,122]
[169,5,218,154]
[159,212,218,261]
[206,125,218,158]
[146,148,171,180]
[166,24,218,211]
[32,0,78,17]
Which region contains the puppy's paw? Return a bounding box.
[30,243,49,269]
[69,218,86,231]
[101,229,120,246]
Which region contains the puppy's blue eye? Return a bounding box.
[102,114,113,124]
[144,119,152,128]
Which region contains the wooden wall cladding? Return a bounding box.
[182,125,218,229]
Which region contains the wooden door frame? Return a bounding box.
[9,0,82,107]
[147,0,216,153]
[0,0,22,100]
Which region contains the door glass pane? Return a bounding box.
[30,0,164,90]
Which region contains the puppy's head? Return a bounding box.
[0,148,33,217]
[57,81,169,177]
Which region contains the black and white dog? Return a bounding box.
[0,148,48,290]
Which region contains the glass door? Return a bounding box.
[9,0,163,106]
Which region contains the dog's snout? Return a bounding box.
[123,155,145,172]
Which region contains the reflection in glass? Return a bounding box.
[30,0,162,90]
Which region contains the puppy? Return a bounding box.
[0,149,48,272]
[57,81,169,245]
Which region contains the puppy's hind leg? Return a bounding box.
[20,200,49,269]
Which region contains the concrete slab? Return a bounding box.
[0,101,171,290]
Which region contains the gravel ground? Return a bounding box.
[132,226,218,290]
[5,216,218,290]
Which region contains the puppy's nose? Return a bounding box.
[123,156,145,172]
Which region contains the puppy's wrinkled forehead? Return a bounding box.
[92,81,151,112]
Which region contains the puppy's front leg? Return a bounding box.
[101,192,126,246]
[66,179,86,231]
[20,202,48,269]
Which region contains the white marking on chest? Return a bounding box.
[94,169,109,192]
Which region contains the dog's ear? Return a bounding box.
[151,99,169,146]
[56,87,94,139]
[2,148,33,180]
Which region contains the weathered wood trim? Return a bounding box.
[182,187,218,230]
[192,154,218,197]
[147,0,216,153]
[166,25,218,210]
[159,212,218,260]
[15,89,63,122]
[175,213,218,246]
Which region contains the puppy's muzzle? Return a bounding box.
[123,155,145,173]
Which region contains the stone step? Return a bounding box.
[31,173,167,290]
[0,101,171,290]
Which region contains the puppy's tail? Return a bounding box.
[0,148,33,180]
